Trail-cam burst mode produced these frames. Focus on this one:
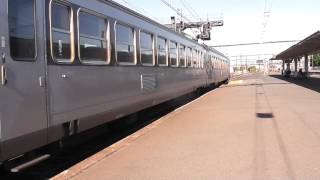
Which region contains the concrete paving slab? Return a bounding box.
[53,74,320,180]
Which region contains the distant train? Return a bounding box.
[0,0,229,166]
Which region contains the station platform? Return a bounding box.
[52,73,320,180]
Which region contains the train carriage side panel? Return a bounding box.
[46,0,209,142]
[0,0,49,161]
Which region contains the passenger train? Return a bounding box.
[0,0,229,166]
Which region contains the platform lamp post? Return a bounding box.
[235,57,238,72]
[240,54,242,72]
[304,54,309,78]
[282,60,285,75]
[245,56,248,71]
[294,57,298,76]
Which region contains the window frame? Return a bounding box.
[196,50,200,68]
[169,40,178,67]
[186,47,192,68]
[156,36,168,67]
[77,8,110,65]
[49,0,75,64]
[198,50,202,69]
[200,51,204,69]
[179,44,186,68]
[139,30,155,66]
[215,56,217,70]
[192,49,197,68]
[114,21,137,66]
[8,0,37,61]
[211,56,214,69]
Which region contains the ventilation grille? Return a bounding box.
[141,74,157,92]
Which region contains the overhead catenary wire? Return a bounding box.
[178,0,202,37]
[211,40,299,47]
[179,0,201,21]
[121,0,162,22]
[159,0,200,37]
[159,0,192,22]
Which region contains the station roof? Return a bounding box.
[275,31,320,60]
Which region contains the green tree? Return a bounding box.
[313,53,320,66]
[248,66,256,72]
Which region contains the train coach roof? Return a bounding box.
[99,0,196,42]
[205,45,228,59]
[99,0,226,58]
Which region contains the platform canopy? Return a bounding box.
[275,31,320,60]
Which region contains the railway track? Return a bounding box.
[0,86,217,180]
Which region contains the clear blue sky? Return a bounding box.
[113,0,320,58]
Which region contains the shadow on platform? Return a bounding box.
[270,74,320,93]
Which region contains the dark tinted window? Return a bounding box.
[157,37,167,66]
[179,45,186,67]
[140,32,153,65]
[51,3,72,61]
[212,57,215,69]
[116,24,135,64]
[79,12,106,38]
[187,48,192,67]
[79,12,108,63]
[8,0,36,60]
[170,41,177,67]
[202,53,205,68]
[52,3,70,30]
[200,52,203,68]
[52,33,71,60]
[192,50,198,68]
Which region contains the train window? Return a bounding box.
[169,41,178,67]
[157,37,167,66]
[199,52,203,69]
[179,44,186,67]
[197,51,201,68]
[140,31,154,65]
[201,52,205,69]
[205,54,209,69]
[214,57,217,69]
[212,56,215,69]
[192,50,197,68]
[116,23,136,64]
[78,11,109,64]
[8,0,36,60]
[187,48,192,67]
[217,58,219,69]
[212,58,215,69]
[51,2,74,62]
[206,55,210,69]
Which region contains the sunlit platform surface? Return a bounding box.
[52,73,320,180]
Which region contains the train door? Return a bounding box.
[0,0,47,160]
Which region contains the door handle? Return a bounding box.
[1,65,6,86]
[39,76,45,87]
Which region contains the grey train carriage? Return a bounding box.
[0,0,230,165]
